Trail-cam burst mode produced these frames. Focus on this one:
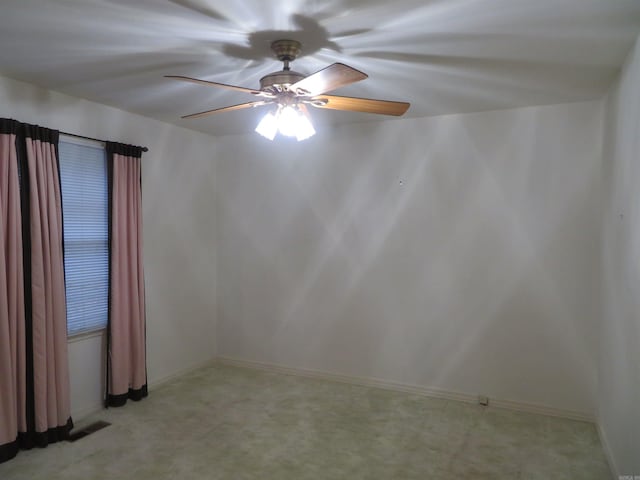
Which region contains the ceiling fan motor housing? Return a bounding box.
[259,70,306,94]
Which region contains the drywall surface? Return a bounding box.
[0,75,218,418]
[67,332,106,419]
[215,101,603,416]
[600,34,640,477]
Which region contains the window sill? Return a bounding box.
[67,328,106,344]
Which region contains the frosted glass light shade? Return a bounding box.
[255,105,316,141]
[255,112,278,140]
[277,106,299,137]
[295,114,316,141]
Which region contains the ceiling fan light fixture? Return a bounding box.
[255,105,316,141]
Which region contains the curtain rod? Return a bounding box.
[60,131,149,152]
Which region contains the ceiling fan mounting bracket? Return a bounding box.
[271,39,302,63]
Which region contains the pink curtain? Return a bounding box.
[0,120,71,464]
[23,126,71,438]
[0,123,26,463]
[106,143,147,406]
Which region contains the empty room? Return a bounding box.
[0,0,639,478]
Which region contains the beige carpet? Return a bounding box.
[0,363,611,479]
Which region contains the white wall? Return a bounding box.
[3,69,626,454]
[215,101,603,416]
[600,34,640,477]
[0,75,218,418]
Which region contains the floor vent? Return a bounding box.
[67,421,111,442]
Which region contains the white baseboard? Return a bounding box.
[215,356,594,423]
[148,357,218,390]
[596,421,619,480]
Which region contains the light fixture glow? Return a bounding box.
[255,111,278,140]
[255,105,316,141]
[295,114,316,141]
[277,106,300,137]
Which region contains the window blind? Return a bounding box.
[59,139,109,336]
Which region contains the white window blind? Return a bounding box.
[59,139,109,336]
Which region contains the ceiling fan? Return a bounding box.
[166,39,410,141]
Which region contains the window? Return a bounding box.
[58,137,109,336]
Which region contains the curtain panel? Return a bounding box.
[22,125,72,441]
[106,142,147,407]
[0,119,26,463]
[0,119,72,464]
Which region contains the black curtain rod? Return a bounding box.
[60,131,149,152]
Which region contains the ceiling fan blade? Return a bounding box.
[165,75,264,96]
[311,95,410,116]
[182,101,267,119]
[290,63,367,96]
[298,103,312,119]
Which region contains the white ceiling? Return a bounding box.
[1,0,639,137]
